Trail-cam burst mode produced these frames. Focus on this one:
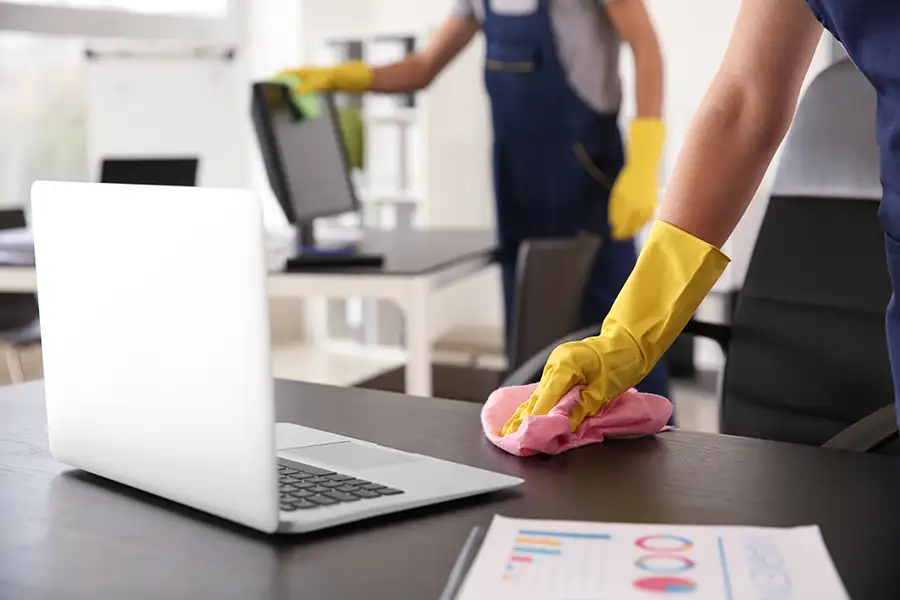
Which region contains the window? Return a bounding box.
[4,0,228,18]
[0,0,235,41]
[0,32,88,209]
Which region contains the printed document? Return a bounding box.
[454,515,849,600]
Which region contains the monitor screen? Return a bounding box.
[100,158,199,186]
[251,83,359,225]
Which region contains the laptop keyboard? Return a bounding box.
[278,462,404,511]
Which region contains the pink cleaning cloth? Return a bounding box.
[481,383,673,456]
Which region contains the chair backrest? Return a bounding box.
[508,235,601,370]
[720,60,895,445]
[0,209,39,331]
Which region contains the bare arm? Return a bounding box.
[659,0,823,247]
[606,0,663,118]
[369,17,479,93]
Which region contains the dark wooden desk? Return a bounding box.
[3,380,900,599]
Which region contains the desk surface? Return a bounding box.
[0,228,497,276]
[314,229,496,275]
[3,380,900,599]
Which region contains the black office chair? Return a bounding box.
[0,209,41,384]
[503,60,899,454]
[506,235,602,371]
[711,59,897,452]
[357,235,602,402]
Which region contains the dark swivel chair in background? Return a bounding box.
[506,235,603,374]
[504,59,899,454]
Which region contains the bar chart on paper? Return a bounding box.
[501,528,611,595]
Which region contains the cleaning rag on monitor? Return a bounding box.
[265,74,364,169]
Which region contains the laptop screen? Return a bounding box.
[100,158,199,187]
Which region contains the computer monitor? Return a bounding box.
[251,82,360,245]
[100,157,199,187]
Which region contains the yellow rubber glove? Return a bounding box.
[609,118,666,240]
[278,61,373,95]
[501,220,730,435]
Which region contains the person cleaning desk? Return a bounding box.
[279,0,671,399]
[502,0,900,436]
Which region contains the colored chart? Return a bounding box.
[635,535,694,552]
[634,576,697,594]
[635,554,696,574]
[503,529,611,590]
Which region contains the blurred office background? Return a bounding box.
[0,0,847,432]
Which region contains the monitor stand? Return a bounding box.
[284,222,384,270]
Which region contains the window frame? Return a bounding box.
[0,0,239,44]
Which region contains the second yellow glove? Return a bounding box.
[609,118,666,240]
[279,60,373,95]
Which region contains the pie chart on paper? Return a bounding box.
[633,576,697,594]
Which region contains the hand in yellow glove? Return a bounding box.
[608,118,666,240]
[278,61,373,95]
[501,220,729,436]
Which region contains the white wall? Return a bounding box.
[425,30,501,333]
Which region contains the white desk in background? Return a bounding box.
[0,228,497,398]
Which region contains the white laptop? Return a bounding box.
[30,181,522,534]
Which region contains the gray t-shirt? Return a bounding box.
[452,0,622,114]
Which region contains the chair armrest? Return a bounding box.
[500,323,601,388]
[821,404,898,452]
[682,318,731,354]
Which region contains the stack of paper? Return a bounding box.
[454,515,849,600]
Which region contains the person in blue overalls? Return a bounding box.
[498,0,900,437]
[281,0,671,399]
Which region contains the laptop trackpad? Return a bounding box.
[281,441,421,471]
